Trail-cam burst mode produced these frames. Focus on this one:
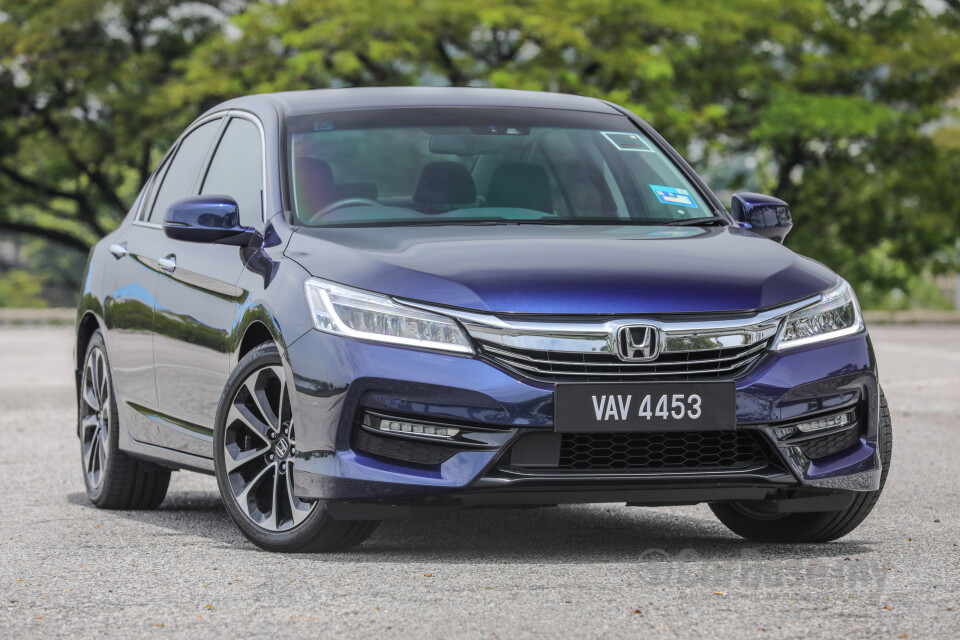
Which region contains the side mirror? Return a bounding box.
[730,192,793,244]
[163,195,260,246]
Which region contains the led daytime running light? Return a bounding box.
[378,420,459,438]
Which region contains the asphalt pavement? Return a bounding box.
[1,324,958,639]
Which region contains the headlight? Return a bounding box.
[304,278,473,354]
[773,279,863,350]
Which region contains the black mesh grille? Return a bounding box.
[479,340,769,382]
[354,429,459,466]
[557,430,767,470]
[795,427,861,459]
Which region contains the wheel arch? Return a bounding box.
[76,311,103,377]
[230,302,311,456]
[238,320,277,360]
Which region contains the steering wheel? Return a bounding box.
[308,198,380,222]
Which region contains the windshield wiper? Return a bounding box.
[313,216,728,229]
[661,216,728,227]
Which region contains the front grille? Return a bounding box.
[557,430,767,470]
[479,339,769,382]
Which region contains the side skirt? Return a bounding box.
[118,421,215,475]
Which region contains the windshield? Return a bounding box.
[286,107,717,227]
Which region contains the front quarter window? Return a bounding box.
[201,117,264,228]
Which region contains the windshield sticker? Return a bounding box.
[602,131,654,151]
[649,185,698,208]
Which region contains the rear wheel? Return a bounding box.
[213,342,379,552]
[710,389,892,543]
[80,330,170,509]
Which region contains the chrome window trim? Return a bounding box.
[131,220,163,230]
[132,109,269,230]
[217,110,270,227]
[400,289,832,357]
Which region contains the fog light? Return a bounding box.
[773,410,855,440]
[795,412,852,433]
[773,426,798,439]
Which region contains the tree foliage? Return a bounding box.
[2,0,959,302]
[0,0,247,251]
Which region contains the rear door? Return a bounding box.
[104,118,221,446]
[102,197,165,446]
[152,115,265,456]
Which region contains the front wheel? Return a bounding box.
[213,342,378,552]
[710,389,892,543]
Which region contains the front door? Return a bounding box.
[152,242,247,454]
[152,115,264,456]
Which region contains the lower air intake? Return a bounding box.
[354,429,458,466]
[557,430,767,470]
[795,426,861,460]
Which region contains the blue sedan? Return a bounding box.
[74,87,890,551]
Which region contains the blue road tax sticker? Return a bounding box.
[649,185,699,208]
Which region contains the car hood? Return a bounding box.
[284,224,836,314]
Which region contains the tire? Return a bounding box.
[79,330,170,509]
[710,389,892,543]
[213,342,379,552]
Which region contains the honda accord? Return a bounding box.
[75,87,890,551]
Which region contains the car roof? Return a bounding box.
[204,86,621,119]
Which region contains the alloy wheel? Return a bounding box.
[80,345,110,490]
[222,365,316,531]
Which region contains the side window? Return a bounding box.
[138,157,170,221]
[146,119,220,222]
[201,118,264,228]
[127,178,151,221]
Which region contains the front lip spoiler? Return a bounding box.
[471,462,795,489]
[317,465,804,520]
[294,462,798,506]
[456,462,799,507]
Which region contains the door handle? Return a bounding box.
[109,243,127,259]
[158,254,176,273]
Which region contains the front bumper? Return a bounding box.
[286,328,882,506]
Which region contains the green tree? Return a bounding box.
[2,0,960,303]
[168,0,960,295]
[0,0,248,252]
[0,270,47,308]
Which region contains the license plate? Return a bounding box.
[554,381,736,433]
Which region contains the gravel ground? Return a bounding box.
[1,325,957,639]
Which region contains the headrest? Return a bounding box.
[294,157,336,215]
[413,161,477,206]
[486,162,553,213]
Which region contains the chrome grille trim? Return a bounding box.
[477,340,770,380]
[480,341,768,369]
[400,293,825,382]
